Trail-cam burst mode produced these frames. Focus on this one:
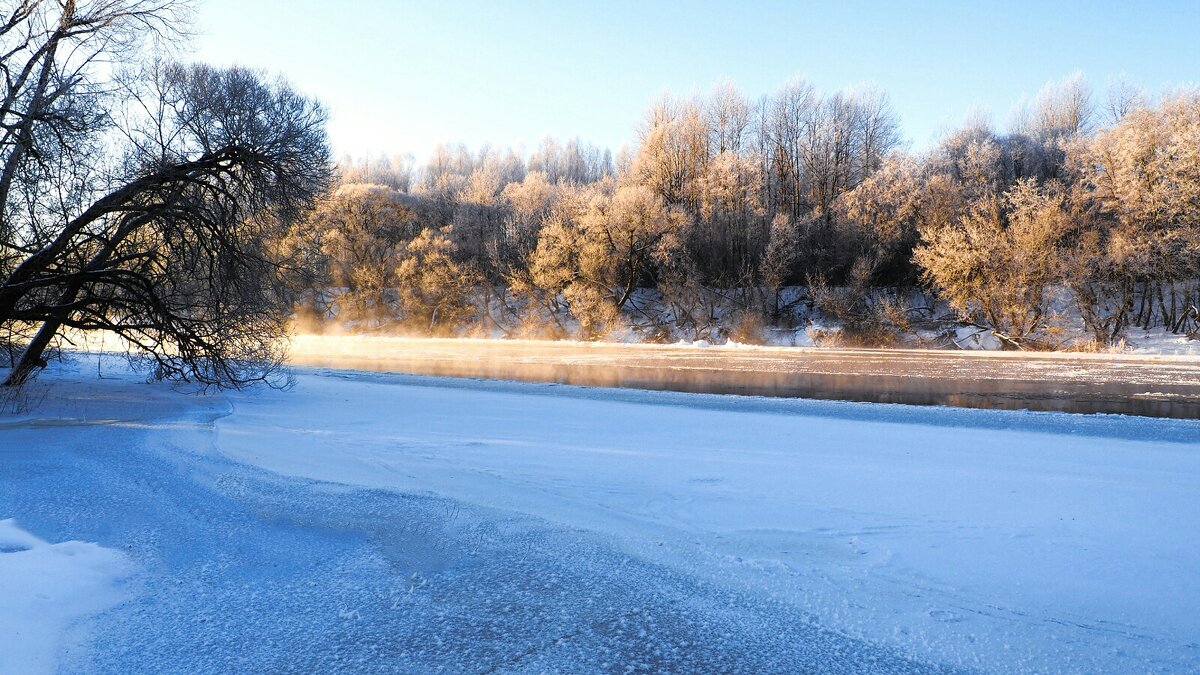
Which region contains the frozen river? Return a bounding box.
[3,357,1199,672]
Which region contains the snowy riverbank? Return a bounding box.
[2,357,1199,672]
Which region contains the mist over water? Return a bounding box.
[288,335,1200,418]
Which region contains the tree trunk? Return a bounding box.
[1136,279,1151,328]
[3,317,61,386]
[1155,281,1168,329]
[3,275,85,387]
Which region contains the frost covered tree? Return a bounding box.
[631,96,710,209]
[577,183,687,313]
[693,150,766,284]
[915,180,1067,348]
[514,182,686,338]
[499,171,555,264]
[528,137,612,184]
[1068,93,1200,336]
[299,70,1200,348]
[834,154,925,286]
[1102,78,1148,125]
[338,153,415,192]
[301,183,413,322]
[394,226,478,335]
[760,213,799,318]
[509,215,582,336]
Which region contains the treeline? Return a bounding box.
[289,74,1200,348]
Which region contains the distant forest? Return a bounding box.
[290,73,1200,348]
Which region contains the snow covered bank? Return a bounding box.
[0,520,130,674]
[1124,328,1200,356]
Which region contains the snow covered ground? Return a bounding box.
[0,519,130,673]
[3,356,1200,672]
[1123,328,1200,356]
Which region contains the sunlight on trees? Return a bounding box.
[282,74,1200,349]
[6,2,1196,380]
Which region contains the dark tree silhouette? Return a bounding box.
[0,1,332,386]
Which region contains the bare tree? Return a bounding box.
[1102,77,1148,125]
[0,2,331,387]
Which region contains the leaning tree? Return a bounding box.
[0,0,333,387]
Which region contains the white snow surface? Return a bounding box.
[3,356,1200,672]
[0,520,130,674]
[1124,328,1200,356]
[217,369,1200,673]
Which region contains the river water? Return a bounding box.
[288,336,1200,419]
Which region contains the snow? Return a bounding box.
[217,369,1200,672]
[3,356,1200,672]
[1124,328,1200,356]
[951,326,1004,351]
[0,519,130,674]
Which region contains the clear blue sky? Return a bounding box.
[194,0,1200,161]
